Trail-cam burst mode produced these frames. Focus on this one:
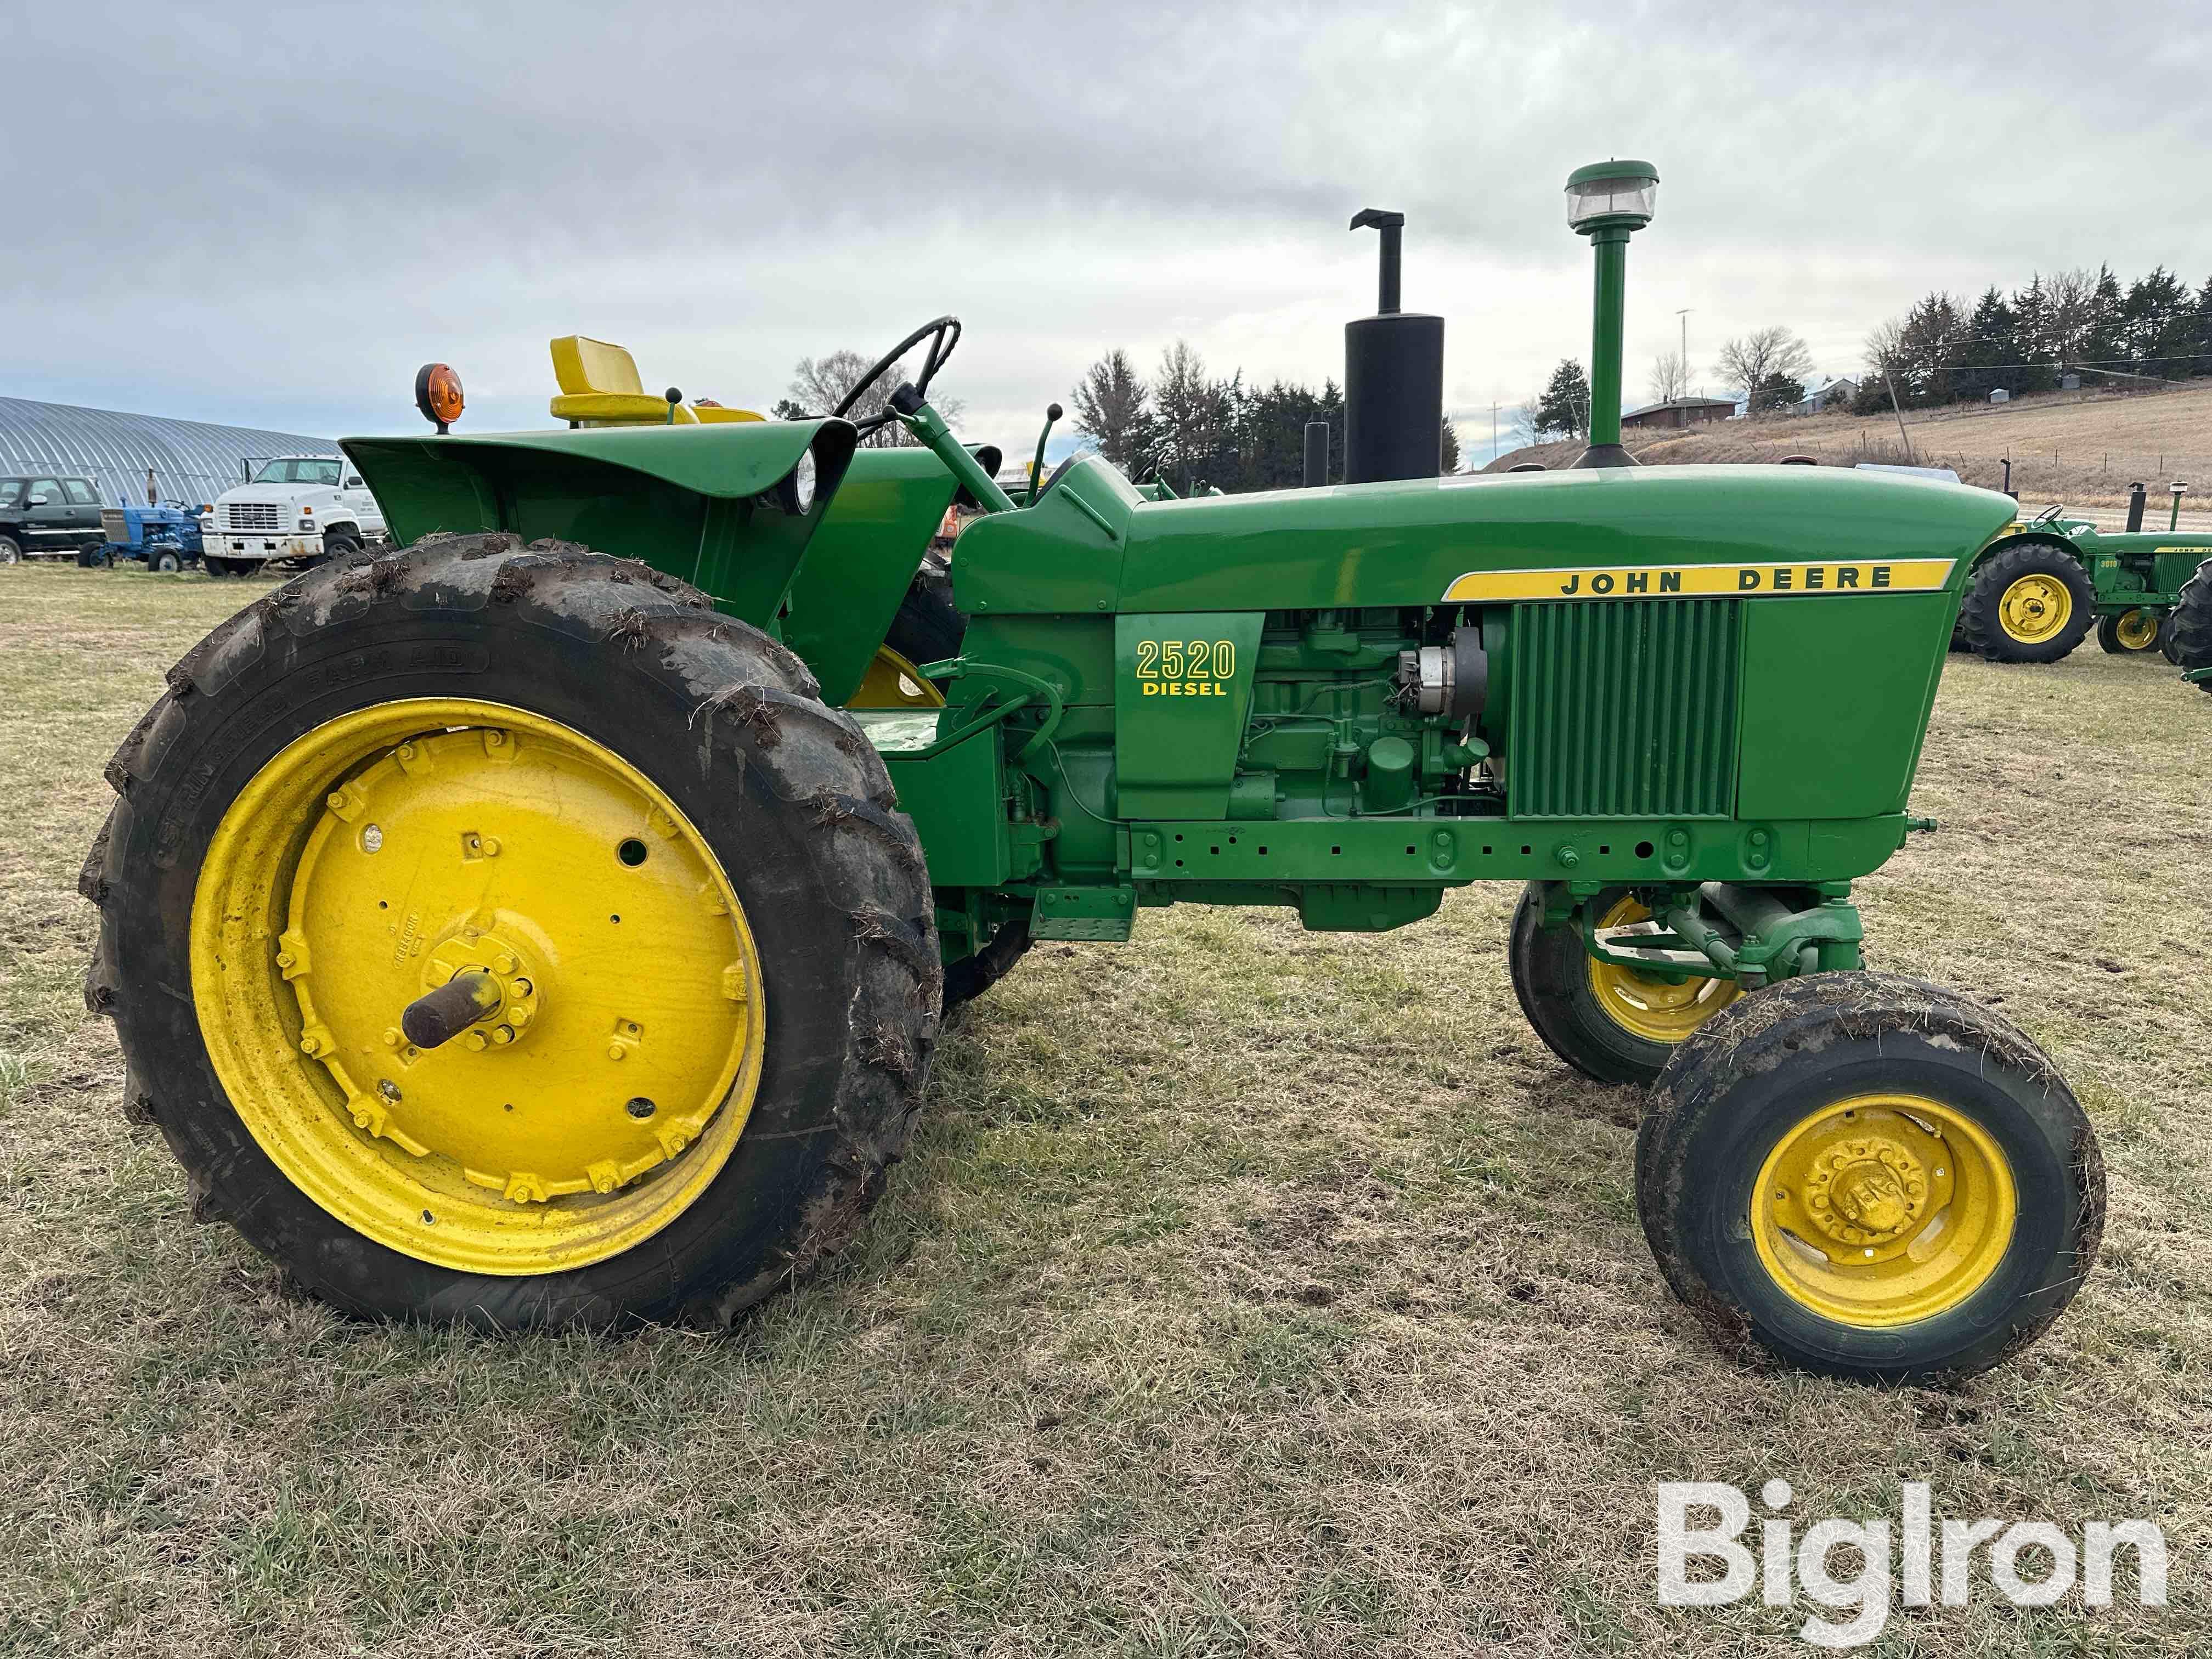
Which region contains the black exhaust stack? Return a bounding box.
[1344,210,1444,484]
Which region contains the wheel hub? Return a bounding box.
[1798,1135,1928,1248]
[191,699,766,1273]
[1752,1095,2016,1327]
[1999,573,2072,644]
[2115,608,2159,651]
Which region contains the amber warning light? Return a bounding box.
[414,363,465,433]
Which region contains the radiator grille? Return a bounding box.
[1507,598,1741,819]
[100,510,129,541]
[223,502,284,533]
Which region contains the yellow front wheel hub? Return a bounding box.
[1998,573,2073,644]
[2114,608,2160,651]
[1585,894,1740,1044]
[191,699,766,1274]
[1752,1094,2016,1327]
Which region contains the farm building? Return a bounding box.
[1621,394,1736,431]
[1794,376,1859,414]
[0,395,336,510]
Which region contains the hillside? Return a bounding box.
[1485,382,2212,511]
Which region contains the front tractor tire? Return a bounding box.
[1961,542,2096,663]
[82,534,940,1329]
[1635,972,2103,1384]
[1509,885,1741,1087]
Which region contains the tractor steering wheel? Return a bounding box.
[835,316,962,436]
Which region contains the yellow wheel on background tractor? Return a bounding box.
[1960,541,2096,663]
[1636,972,2103,1384]
[1509,885,1741,1086]
[1997,572,2073,645]
[83,535,939,1328]
[2096,607,2164,654]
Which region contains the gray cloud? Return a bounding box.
[11,1,2208,459]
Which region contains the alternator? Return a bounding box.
[1396,626,1488,718]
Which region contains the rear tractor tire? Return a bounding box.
[1636,972,2103,1384]
[1509,884,1742,1087]
[1960,543,2096,664]
[82,533,941,1329]
[2095,608,2164,654]
[2174,561,2212,693]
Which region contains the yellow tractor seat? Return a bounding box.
[548,336,764,427]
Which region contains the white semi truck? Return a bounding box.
[202,454,387,575]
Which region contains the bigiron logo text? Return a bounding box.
[1656,1480,2167,1649]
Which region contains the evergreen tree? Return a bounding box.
[2010,275,2058,394]
[1749,372,1805,413]
[2192,276,2212,379]
[1951,287,2015,402]
[2118,266,2191,379]
[1534,360,1591,441]
[1440,417,1462,475]
[1069,350,1153,472]
[2078,265,2127,373]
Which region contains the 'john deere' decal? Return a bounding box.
[1442,559,1954,602]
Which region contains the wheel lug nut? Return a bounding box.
[491,1025,516,1045]
[464,1031,489,1052]
[493,953,517,975]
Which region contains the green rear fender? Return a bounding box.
[341,420,857,633]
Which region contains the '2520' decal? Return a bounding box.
[1135,639,1237,696]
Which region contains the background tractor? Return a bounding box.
[1955,493,2212,665]
[82,171,2108,1387]
[87,501,206,571]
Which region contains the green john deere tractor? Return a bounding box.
[83,179,2108,1385]
[1956,495,2212,665]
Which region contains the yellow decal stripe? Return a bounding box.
[1442,559,1955,602]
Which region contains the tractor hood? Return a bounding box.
[956,460,2023,616]
[1116,463,2022,612]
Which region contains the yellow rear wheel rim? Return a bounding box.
[847,646,945,710]
[1752,1093,2016,1327]
[190,698,765,1275]
[1584,894,1740,1044]
[2115,608,2160,651]
[1998,573,2073,644]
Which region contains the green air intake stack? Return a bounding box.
[1343,209,1444,484]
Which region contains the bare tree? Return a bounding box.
[1069,349,1152,471]
[1648,349,1691,404]
[1716,326,1814,403]
[785,349,965,448]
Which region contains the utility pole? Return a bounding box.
[1491,400,1498,463]
[1677,308,1692,395]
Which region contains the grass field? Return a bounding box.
[2,566,2207,1656]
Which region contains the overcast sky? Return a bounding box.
[10,1,2208,464]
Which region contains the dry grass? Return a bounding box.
[2,566,2207,1656]
[1489,383,2212,518]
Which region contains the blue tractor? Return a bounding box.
[84,503,207,571]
